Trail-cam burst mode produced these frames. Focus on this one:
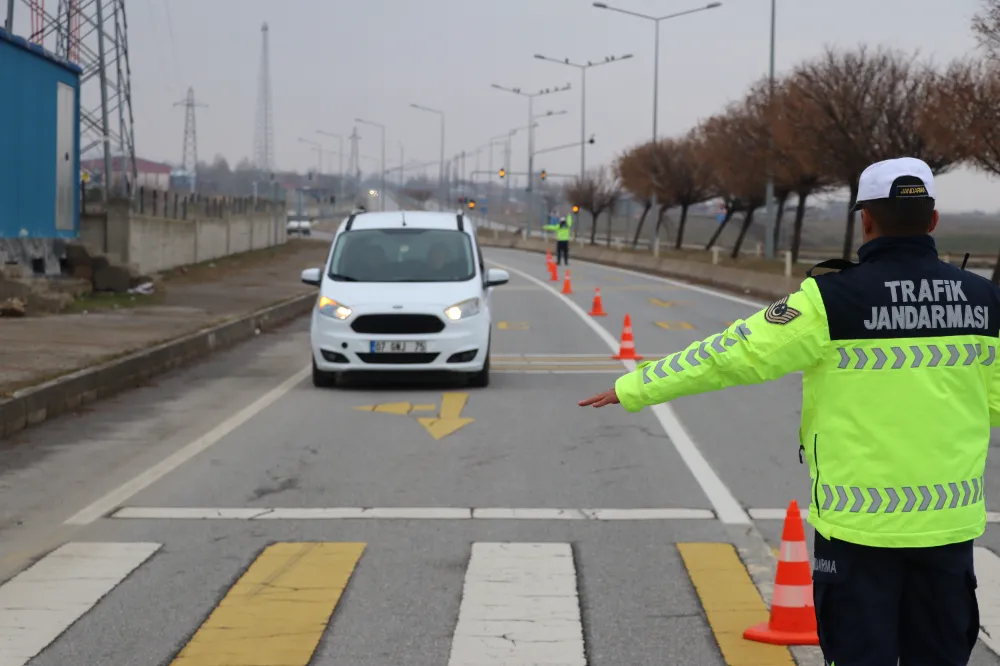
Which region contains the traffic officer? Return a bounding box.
[580,157,1000,665]
[543,212,573,265]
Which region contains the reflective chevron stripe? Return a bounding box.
[835,344,994,369]
[642,324,754,382]
[817,476,984,513]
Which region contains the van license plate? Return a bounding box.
[371,341,427,353]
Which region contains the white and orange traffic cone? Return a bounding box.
[549,262,559,282]
[561,269,573,295]
[743,499,820,646]
[612,314,642,361]
[589,287,607,317]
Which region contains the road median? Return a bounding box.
[0,292,316,438]
[0,239,330,439]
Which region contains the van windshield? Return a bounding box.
[328,228,476,283]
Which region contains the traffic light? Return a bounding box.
[572,205,579,214]
[498,167,506,179]
[540,170,547,181]
[468,199,476,210]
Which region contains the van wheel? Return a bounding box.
[468,351,490,388]
[312,358,338,388]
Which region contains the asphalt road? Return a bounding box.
[2,244,1000,665]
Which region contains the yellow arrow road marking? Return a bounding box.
[354,393,475,440]
[655,321,694,330]
[498,321,530,330]
[374,402,412,415]
[648,298,688,307]
[418,392,474,440]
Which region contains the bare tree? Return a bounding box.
[616,143,656,248]
[702,107,768,258]
[603,175,623,246]
[658,129,716,250]
[567,167,619,245]
[973,0,1000,61]
[784,46,963,260]
[928,58,1000,282]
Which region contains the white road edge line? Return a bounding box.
[0,541,161,665]
[109,507,717,520]
[489,259,751,525]
[64,366,310,526]
[447,542,586,666]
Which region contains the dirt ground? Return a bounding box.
[0,239,330,396]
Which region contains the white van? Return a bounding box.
[300,210,509,388]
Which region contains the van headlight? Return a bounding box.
[444,298,481,321]
[317,296,352,320]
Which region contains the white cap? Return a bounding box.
[852,157,936,212]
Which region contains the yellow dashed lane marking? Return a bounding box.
[170,542,365,665]
[654,321,695,330]
[678,543,795,666]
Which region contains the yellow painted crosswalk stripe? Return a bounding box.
[170,542,365,665]
[678,543,795,666]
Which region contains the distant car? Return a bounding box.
[286,214,312,236]
[300,210,509,388]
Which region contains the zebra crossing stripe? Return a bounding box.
[448,543,585,665]
[0,542,160,666]
[168,542,364,665]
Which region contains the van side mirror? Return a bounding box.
[300,267,322,286]
[485,268,509,288]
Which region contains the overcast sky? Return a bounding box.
[13,0,1000,212]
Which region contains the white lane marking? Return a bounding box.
[64,366,310,525]
[0,541,160,664]
[974,547,1000,656]
[748,507,810,521]
[448,542,585,666]
[489,259,751,525]
[109,506,716,520]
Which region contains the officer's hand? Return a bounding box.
[578,389,620,408]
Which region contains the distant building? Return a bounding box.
[0,26,82,274]
[80,156,173,192]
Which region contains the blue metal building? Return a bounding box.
[0,26,82,272]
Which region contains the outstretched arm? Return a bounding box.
[581,279,830,412]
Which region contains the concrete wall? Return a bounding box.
[80,200,285,275]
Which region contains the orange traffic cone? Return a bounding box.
[743,499,819,646]
[561,270,573,294]
[589,288,607,316]
[549,262,559,282]
[546,248,553,265]
[612,314,643,360]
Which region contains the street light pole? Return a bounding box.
[592,2,722,142]
[410,103,446,207]
[355,118,387,211]
[491,82,571,232]
[763,0,777,260]
[316,130,344,206]
[298,137,322,175]
[533,53,633,180]
[593,0,722,251]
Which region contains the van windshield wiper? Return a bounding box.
[328,273,359,282]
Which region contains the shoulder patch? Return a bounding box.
[764,296,801,325]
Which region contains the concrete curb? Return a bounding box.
[476,234,799,303]
[0,292,316,439]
